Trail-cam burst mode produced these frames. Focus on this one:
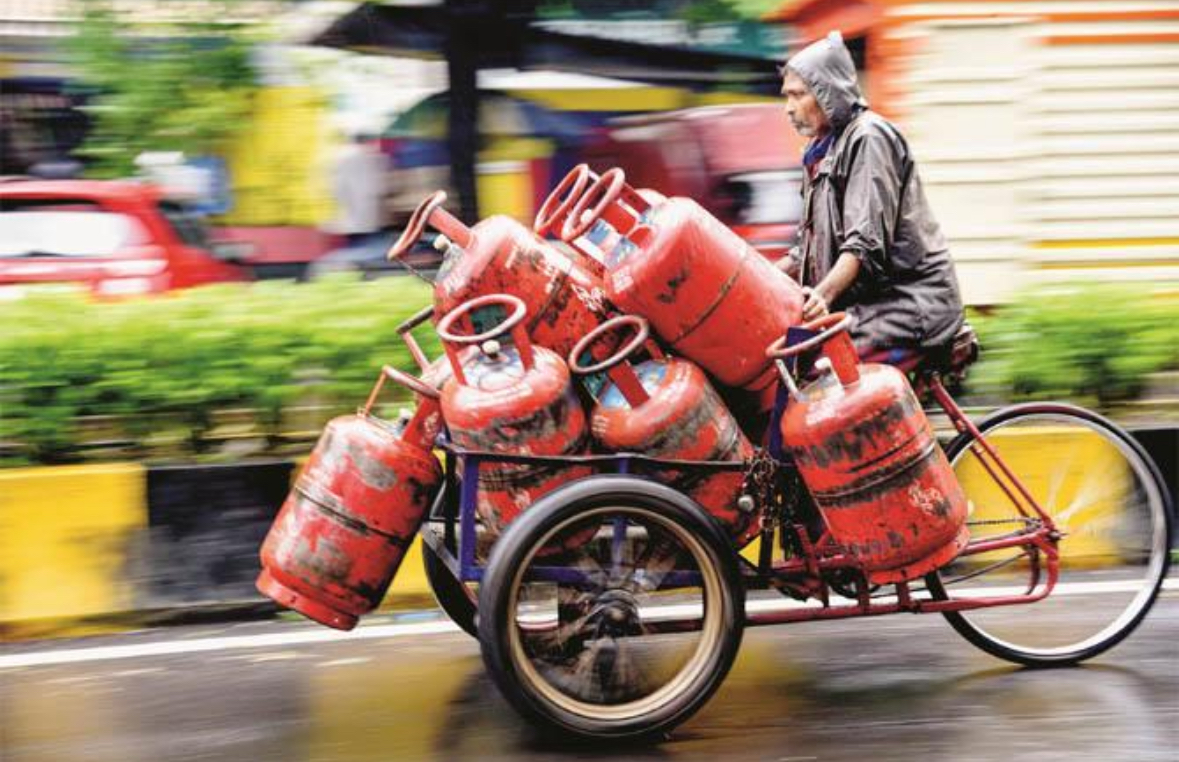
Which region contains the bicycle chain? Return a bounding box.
[741,448,783,531]
[965,517,1041,527]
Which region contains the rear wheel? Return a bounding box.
[929,404,1171,666]
[477,477,744,742]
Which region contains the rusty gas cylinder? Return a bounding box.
[387,190,609,359]
[438,293,591,536]
[561,168,805,397]
[569,315,758,545]
[257,366,443,630]
[768,313,970,584]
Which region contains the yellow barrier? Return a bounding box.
[384,537,431,603]
[0,464,147,625]
[0,421,1148,638]
[955,425,1127,565]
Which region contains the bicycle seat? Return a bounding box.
[913,322,980,384]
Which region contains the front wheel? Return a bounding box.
[477,476,744,743]
[929,403,1172,667]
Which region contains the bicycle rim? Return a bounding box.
[936,406,1170,664]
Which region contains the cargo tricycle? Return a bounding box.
[410,304,1172,742]
[259,175,1171,744]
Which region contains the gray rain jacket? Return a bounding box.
[786,34,964,352]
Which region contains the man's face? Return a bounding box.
[782,71,829,138]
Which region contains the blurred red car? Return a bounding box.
[583,103,805,259]
[0,179,250,298]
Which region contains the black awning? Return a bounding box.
[312,2,782,94]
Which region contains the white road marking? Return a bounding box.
[246,651,304,663]
[0,620,460,670]
[2,579,1173,671]
[315,657,372,668]
[112,667,166,677]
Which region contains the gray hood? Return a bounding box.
[784,31,867,130]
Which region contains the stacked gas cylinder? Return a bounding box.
[257,163,968,630]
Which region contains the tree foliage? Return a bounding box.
[67,0,260,177]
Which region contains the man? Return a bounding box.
[779,32,964,365]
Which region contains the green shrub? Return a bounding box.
[2,279,1175,466]
[0,276,437,464]
[965,285,1179,406]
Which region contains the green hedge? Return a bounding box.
[0,277,437,465]
[1,280,1176,465]
[965,284,1179,406]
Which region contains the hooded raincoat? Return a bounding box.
[786,33,963,352]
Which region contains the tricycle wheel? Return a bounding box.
[422,542,478,638]
[928,403,1172,667]
[477,476,744,743]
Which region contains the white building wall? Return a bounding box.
[884,1,1179,304]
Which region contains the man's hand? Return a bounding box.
[801,286,828,321]
[800,252,860,322]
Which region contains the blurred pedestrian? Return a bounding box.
[313,131,395,277]
[778,31,963,366]
[329,131,391,246]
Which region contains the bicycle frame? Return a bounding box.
[419,446,746,586]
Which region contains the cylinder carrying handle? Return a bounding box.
[360,365,441,451]
[362,365,440,417]
[386,190,472,262]
[436,293,532,386]
[559,167,652,243]
[534,163,597,237]
[568,315,665,407]
[765,312,860,387]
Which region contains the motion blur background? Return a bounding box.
[1,0,1176,632]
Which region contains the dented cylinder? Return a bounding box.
[561,169,805,392]
[438,294,590,536]
[571,316,757,545]
[389,191,610,360]
[257,369,443,630]
[776,315,969,584]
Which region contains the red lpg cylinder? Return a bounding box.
[560,168,805,398]
[768,314,970,584]
[438,293,591,535]
[257,366,443,630]
[387,190,609,359]
[569,316,758,545]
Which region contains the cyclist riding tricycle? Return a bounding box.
[256,175,1172,744]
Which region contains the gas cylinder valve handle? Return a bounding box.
[436,293,532,386]
[568,315,658,407]
[386,191,472,263]
[560,167,651,243]
[766,312,860,388]
[567,315,651,375]
[534,163,596,237]
[765,313,854,360]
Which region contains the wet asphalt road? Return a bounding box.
[3,593,1177,762]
